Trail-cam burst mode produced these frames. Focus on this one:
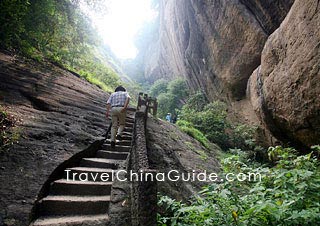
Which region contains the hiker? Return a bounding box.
[106,86,130,148]
[166,113,171,122]
[172,114,177,124]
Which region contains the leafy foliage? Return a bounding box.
[176,120,210,149]
[158,146,320,225]
[157,93,177,119]
[150,79,168,97]
[0,0,121,92]
[230,124,259,150]
[179,92,260,151]
[179,92,229,149]
[150,78,189,118]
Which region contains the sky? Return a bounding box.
[81,0,157,59]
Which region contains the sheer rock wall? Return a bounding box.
[142,0,320,147]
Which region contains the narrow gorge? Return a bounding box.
[136,0,319,148]
[0,0,319,225]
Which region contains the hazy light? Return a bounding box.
[82,0,157,59]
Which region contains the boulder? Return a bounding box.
[251,0,320,147]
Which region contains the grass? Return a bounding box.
[0,106,20,153]
[177,120,210,149]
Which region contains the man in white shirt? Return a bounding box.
[106,86,130,148]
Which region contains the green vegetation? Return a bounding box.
[158,146,320,225]
[178,91,259,151]
[149,78,188,118]
[150,79,168,97]
[149,83,258,151]
[180,95,229,149]
[177,120,210,149]
[155,89,319,225]
[0,106,20,152]
[0,0,122,92]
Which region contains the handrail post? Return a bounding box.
[130,93,157,226]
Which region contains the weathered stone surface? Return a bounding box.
[245,66,278,146]
[253,0,320,147]
[0,52,109,226]
[146,116,221,201]
[143,0,293,100]
[239,0,294,35]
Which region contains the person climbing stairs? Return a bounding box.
[30,109,135,226]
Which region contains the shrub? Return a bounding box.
[0,0,122,93]
[230,124,258,150]
[157,92,177,119]
[176,120,210,149]
[150,79,168,97]
[157,146,320,225]
[152,78,189,119]
[180,95,229,149]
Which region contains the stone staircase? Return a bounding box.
[30,111,135,226]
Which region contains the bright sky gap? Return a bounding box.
[81,0,157,59]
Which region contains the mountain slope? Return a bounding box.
[0,52,109,225]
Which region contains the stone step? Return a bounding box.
[101,144,131,152]
[121,131,133,137]
[64,167,114,182]
[50,179,112,196]
[110,122,133,127]
[105,139,131,146]
[39,195,110,216]
[80,158,123,169]
[106,134,132,141]
[30,214,110,226]
[96,150,129,160]
[126,118,134,123]
[125,121,134,126]
[127,107,136,112]
[124,127,133,133]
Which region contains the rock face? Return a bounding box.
[144,0,293,100]
[239,0,294,35]
[0,52,221,225]
[142,0,320,148]
[0,52,109,226]
[146,116,221,201]
[249,0,320,147]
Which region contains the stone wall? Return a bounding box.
[130,109,157,226]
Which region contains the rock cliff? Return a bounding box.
[142,0,320,148]
[248,0,320,147]
[0,52,109,225]
[144,0,293,100]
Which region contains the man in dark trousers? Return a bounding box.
[106,86,130,148]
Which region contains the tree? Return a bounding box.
[149,79,168,97]
[0,0,121,92]
[151,78,189,119]
[167,78,188,103]
[157,92,176,118]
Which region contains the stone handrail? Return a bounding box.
[130,93,157,226]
